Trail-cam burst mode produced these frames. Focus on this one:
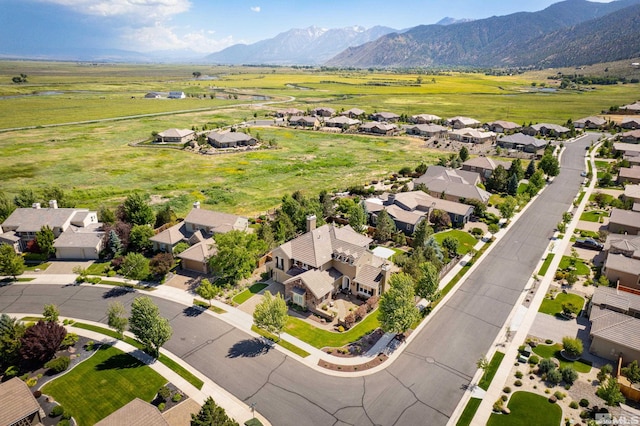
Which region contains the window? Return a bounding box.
[292,291,305,307]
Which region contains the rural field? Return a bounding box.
[1,61,639,216]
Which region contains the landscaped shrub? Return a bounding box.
[158,402,166,411]
[85,340,94,351]
[471,227,484,238]
[172,392,183,402]
[157,385,171,401]
[4,365,19,379]
[561,366,578,385]
[501,394,508,401]
[366,296,379,311]
[562,336,583,358]
[337,325,345,332]
[547,369,563,385]
[503,386,511,394]
[26,377,38,387]
[33,390,42,398]
[545,339,554,344]
[60,333,78,348]
[61,411,72,420]
[515,371,523,379]
[569,401,579,409]
[50,405,64,417]
[538,358,556,375]
[344,313,355,329]
[355,304,367,321]
[579,398,589,407]
[244,419,264,426]
[554,391,565,400]
[528,355,540,365]
[514,380,522,387]
[45,356,70,373]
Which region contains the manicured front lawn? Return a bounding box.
[558,256,591,276]
[579,210,607,222]
[456,397,482,426]
[433,229,478,255]
[479,351,505,391]
[532,343,592,373]
[537,253,555,276]
[539,292,585,316]
[285,310,380,349]
[86,261,111,276]
[24,261,51,272]
[41,345,167,425]
[233,282,269,305]
[487,391,562,426]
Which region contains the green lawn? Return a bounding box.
[284,310,380,349]
[86,261,111,276]
[538,253,556,276]
[41,345,167,426]
[575,229,599,239]
[558,256,591,276]
[532,344,592,373]
[539,293,585,316]
[433,229,478,255]
[456,398,482,426]
[579,210,607,222]
[479,351,505,391]
[232,282,269,305]
[487,391,562,426]
[24,262,51,272]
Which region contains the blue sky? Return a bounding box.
[1,0,613,55]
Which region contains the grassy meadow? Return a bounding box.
[1,61,639,215]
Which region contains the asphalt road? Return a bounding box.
[0,134,598,426]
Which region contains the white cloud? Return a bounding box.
[37,0,191,20]
[122,24,237,53]
[250,6,261,12]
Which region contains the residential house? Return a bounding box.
[485,120,521,133]
[176,238,216,274]
[311,107,335,117]
[447,116,481,129]
[496,132,547,153]
[605,234,640,259]
[266,219,393,318]
[608,208,640,235]
[623,184,640,204]
[589,304,640,363]
[324,116,360,130]
[603,253,640,291]
[276,108,304,118]
[574,116,606,129]
[144,92,161,99]
[621,118,640,130]
[589,285,640,319]
[618,166,640,185]
[461,156,511,181]
[289,116,320,129]
[0,377,44,426]
[207,131,257,148]
[359,122,398,136]
[448,128,497,144]
[167,91,186,99]
[413,166,491,204]
[366,191,474,233]
[621,130,640,144]
[621,101,640,113]
[411,114,441,124]
[95,398,169,426]
[614,143,640,158]
[0,225,21,252]
[155,128,195,144]
[405,124,448,138]
[523,123,570,137]
[0,201,102,259]
[370,112,400,122]
[341,108,366,119]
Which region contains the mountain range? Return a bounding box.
[204,26,397,65]
[326,0,640,68]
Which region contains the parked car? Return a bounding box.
[575,237,604,251]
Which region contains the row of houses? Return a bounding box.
[154,129,257,149]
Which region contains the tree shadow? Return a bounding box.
[102,286,134,299]
[95,352,144,370]
[227,338,271,358]
[183,306,204,317]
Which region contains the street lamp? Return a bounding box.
[250,402,256,419]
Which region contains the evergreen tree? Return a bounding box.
[191,397,239,426]
[107,230,122,257]
[412,220,434,249]
[459,146,470,162]
[374,209,396,242]
[0,192,16,222]
[509,158,524,181]
[35,225,56,257]
[348,203,367,232]
[486,165,509,193]
[525,159,536,179]
[507,173,519,196]
[121,193,155,226]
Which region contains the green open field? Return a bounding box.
[1,62,639,216]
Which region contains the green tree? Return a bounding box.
[129,296,172,358]
[374,209,396,242]
[253,291,288,339]
[509,158,524,181]
[430,209,451,232]
[412,220,434,249]
[35,225,56,257]
[272,211,296,243]
[415,262,439,300]
[256,222,276,250]
[459,146,470,162]
[0,314,26,370]
[121,252,150,281]
[527,169,546,196]
[43,186,74,208]
[507,173,519,196]
[191,396,239,426]
[107,301,128,338]
[98,206,115,225]
[597,377,625,406]
[498,196,517,219]
[348,203,367,232]
[121,193,155,226]
[196,279,220,307]
[0,192,16,222]
[486,165,509,193]
[539,154,560,177]
[378,273,420,334]
[441,236,459,258]
[488,223,500,235]
[129,225,154,253]
[598,363,613,382]
[525,159,536,179]
[0,244,25,279]
[13,188,38,208]
[209,231,267,286]
[622,360,640,384]
[562,336,583,358]
[154,204,177,228]
[43,304,59,323]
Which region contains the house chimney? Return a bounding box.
[387,193,396,205]
[49,200,58,209]
[381,263,392,294]
[32,203,41,209]
[193,201,200,209]
[306,214,317,233]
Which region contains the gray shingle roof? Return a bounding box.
[177,238,216,263]
[207,131,255,144]
[184,209,247,233]
[462,156,511,171]
[609,208,640,229]
[619,166,640,180]
[285,268,339,299]
[591,286,640,313]
[498,132,546,148]
[605,253,640,275]
[2,207,91,233]
[53,229,103,248]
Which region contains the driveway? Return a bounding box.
[528,312,587,343]
[237,281,284,315]
[43,260,93,274]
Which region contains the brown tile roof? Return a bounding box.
[624,184,640,200]
[614,143,640,155]
[605,253,640,276]
[591,285,640,313]
[609,208,640,229]
[355,264,384,289]
[462,156,511,171]
[414,167,490,203]
[158,128,194,138]
[619,166,640,180]
[447,116,480,126]
[590,307,640,352]
[285,268,338,299]
[176,238,217,263]
[150,223,188,245]
[184,209,247,233]
[342,108,366,116]
[487,120,520,130]
[391,191,474,217]
[95,398,169,426]
[0,377,41,426]
[575,116,606,126]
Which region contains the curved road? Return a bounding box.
[0,135,597,426]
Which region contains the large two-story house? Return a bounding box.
[267,217,393,318]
